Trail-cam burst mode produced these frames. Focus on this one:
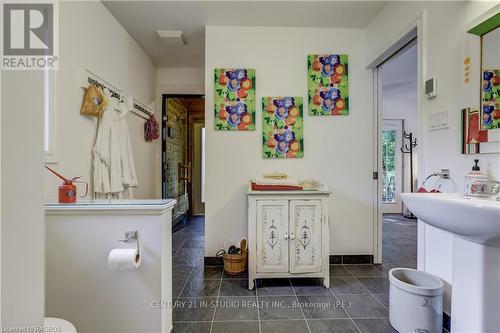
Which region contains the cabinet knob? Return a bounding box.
[290,233,295,240]
[284,233,289,240]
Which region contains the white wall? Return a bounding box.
[1,71,45,327]
[157,67,205,90]
[383,96,418,137]
[44,1,158,201]
[204,26,373,256]
[366,1,500,192]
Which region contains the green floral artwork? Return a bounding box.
[214,68,255,130]
[482,69,500,129]
[307,54,349,116]
[262,97,304,159]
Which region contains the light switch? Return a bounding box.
[429,110,449,131]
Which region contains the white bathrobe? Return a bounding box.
[116,97,138,198]
[93,89,138,199]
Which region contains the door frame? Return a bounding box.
[191,120,205,215]
[157,94,204,199]
[368,13,425,263]
[160,94,204,200]
[381,119,404,214]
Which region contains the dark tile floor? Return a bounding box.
[382,214,417,266]
[171,215,422,333]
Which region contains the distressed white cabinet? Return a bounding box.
[257,200,289,273]
[247,189,331,290]
[290,200,322,273]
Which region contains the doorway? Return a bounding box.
[370,23,422,264]
[379,43,418,266]
[161,95,205,228]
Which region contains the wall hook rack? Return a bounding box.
[132,99,153,120]
[81,69,153,120]
[81,69,122,100]
[401,131,418,219]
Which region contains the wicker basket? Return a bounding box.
[223,252,247,275]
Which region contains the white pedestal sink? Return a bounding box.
[402,193,500,333]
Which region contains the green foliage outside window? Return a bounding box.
[382,129,396,203]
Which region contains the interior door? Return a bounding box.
[289,200,322,273]
[382,119,403,214]
[256,200,289,273]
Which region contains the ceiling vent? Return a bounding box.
[156,30,186,46]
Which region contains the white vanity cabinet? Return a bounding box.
[247,190,331,290]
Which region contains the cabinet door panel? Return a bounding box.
[290,200,322,273]
[256,200,289,273]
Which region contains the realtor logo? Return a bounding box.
[2,2,58,70]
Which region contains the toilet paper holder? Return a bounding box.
[119,230,140,253]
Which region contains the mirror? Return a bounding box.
[462,12,500,154]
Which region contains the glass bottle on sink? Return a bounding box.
[464,159,489,197]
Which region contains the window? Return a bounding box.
[44,70,57,163]
[382,129,396,203]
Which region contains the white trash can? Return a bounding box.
[389,268,444,333]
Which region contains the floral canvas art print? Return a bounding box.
[482,69,500,130]
[308,54,349,116]
[214,68,255,131]
[262,97,304,159]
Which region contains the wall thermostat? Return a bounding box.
[425,77,437,99]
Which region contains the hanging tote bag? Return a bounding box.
[144,114,160,142]
[80,84,108,118]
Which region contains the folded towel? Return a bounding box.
[251,183,303,191]
[299,179,319,191]
[253,177,300,186]
[263,172,288,180]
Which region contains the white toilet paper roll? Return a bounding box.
[107,248,141,271]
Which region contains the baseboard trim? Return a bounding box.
[204,256,224,266]
[172,213,187,232]
[330,255,373,264]
[204,255,373,267]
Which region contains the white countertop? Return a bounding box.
[45,199,177,214]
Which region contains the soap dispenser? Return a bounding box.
[464,159,488,196]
